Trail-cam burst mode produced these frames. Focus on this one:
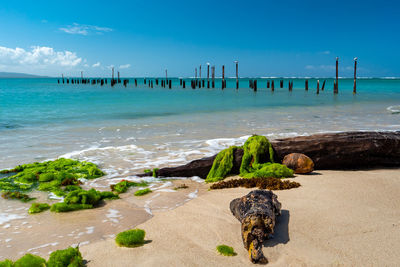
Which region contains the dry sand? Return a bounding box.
[81,169,400,266]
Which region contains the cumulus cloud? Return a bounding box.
[92,62,101,67]
[119,64,131,69]
[0,46,82,67]
[59,23,113,35]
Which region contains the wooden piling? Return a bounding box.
[321,80,326,91]
[334,57,339,94]
[180,79,182,86]
[183,80,186,88]
[280,80,283,88]
[169,80,171,89]
[353,57,357,94]
[235,60,239,89]
[253,80,257,92]
[317,80,320,94]
[271,80,274,91]
[305,80,308,90]
[211,66,215,88]
[207,63,210,88]
[222,65,225,89]
[267,80,270,88]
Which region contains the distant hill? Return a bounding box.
[0,72,49,78]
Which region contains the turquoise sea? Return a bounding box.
[0,77,399,174]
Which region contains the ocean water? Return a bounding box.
[0,77,399,175]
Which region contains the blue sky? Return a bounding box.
[0,0,398,77]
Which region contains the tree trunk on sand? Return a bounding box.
[137,131,400,178]
[230,190,281,264]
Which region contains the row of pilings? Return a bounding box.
[57,77,351,94]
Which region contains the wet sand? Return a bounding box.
[0,179,204,260]
[80,169,400,266]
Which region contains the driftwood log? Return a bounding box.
[230,190,281,263]
[138,131,400,178]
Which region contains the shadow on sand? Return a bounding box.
[264,209,290,247]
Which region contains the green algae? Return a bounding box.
[1,246,84,267]
[239,135,275,175]
[152,168,159,178]
[47,246,83,267]
[134,188,152,196]
[241,163,294,179]
[115,229,146,247]
[14,254,46,267]
[0,158,104,196]
[216,245,237,256]
[29,203,51,214]
[0,259,13,267]
[205,146,238,183]
[110,180,149,194]
[50,203,93,212]
[50,188,119,213]
[206,135,294,182]
[1,191,35,202]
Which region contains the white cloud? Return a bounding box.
[119,64,131,69]
[59,23,113,36]
[92,62,101,67]
[319,51,331,55]
[0,46,82,67]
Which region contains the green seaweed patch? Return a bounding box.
[152,168,159,178]
[51,203,93,213]
[47,246,83,267]
[13,253,46,267]
[216,245,237,256]
[29,203,51,214]
[1,191,35,202]
[143,169,151,173]
[210,177,301,190]
[134,188,152,196]
[50,188,118,213]
[241,163,293,179]
[0,259,13,267]
[115,229,146,248]
[206,146,238,183]
[239,135,275,175]
[0,158,104,197]
[206,135,294,183]
[110,180,149,194]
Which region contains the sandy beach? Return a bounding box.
[80,169,400,266]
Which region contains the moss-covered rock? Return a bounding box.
[240,163,293,179]
[205,146,238,183]
[13,254,46,267]
[115,229,146,247]
[134,188,152,196]
[216,245,237,256]
[239,135,275,175]
[206,135,293,182]
[47,246,83,267]
[29,203,51,214]
[0,259,13,267]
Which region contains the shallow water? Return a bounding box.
[1,78,399,172]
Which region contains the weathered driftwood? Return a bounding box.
[137,131,400,178]
[230,190,281,264]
